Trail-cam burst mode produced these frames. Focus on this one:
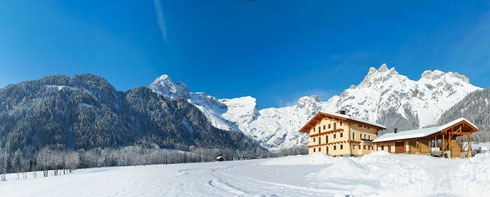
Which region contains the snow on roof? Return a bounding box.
[325,112,386,129]
[300,111,386,132]
[373,118,478,143]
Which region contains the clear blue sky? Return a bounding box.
[1,1,489,108]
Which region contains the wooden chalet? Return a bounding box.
[299,111,386,156]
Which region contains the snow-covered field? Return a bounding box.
[1,152,489,197]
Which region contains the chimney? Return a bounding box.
[339,110,346,115]
[394,128,398,133]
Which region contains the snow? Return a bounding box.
[44,85,78,91]
[149,75,190,100]
[260,154,332,165]
[319,111,386,129]
[374,118,476,143]
[1,154,489,197]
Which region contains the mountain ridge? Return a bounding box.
[150,64,481,150]
[0,74,264,157]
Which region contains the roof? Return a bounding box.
[299,111,386,132]
[373,118,478,143]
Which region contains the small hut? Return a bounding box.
[215,156,224,162]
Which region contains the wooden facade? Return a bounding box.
[299,112,386,156]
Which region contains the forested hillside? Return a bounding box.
[0,74,265,162]
[437,88,490,142]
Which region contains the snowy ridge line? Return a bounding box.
[149,63,481,150]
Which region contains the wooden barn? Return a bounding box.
[373,118,478,158]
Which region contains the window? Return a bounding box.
[319,137,321,144]
[333,145,336,150]
[318,126,321,132]
[359,145,361,149]
[323,125,326,130]
[328,124,331,129]
[364,134,366,139]
[340,121,343,126]
[333,123,337,130]
[313,127,315,132]
[363,145,366,150]
[360,133,362,139]
[319,147,321,152]
[326,136,328,143]
[381,146,384,150]
[368,135,371,140]
[313,148,316,152]
[313,138,315,142]
[340,132,343,138]
[334,134,336,139]
[340,144,343,149]
[353,132,355,140]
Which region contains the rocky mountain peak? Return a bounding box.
[360,64,401,87]
[295,96,321,116]
[378,63,389,72]
[420,70,470,84]
[150,74,190,99]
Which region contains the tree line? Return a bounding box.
[0,145,304,182]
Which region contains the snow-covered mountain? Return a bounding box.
[323,64,481,129]
[149,64,481,150]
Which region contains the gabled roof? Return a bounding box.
[373,118,478,143]
[299,111,386,132]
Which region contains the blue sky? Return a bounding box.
[1,1,489,108]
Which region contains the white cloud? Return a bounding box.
[153,0,167,43]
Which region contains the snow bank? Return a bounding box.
[452,153,490,196]
[315,155,430,196]
[260,154,332,166]
[367,151,391,156]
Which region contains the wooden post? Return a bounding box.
[417,140,421,154]
[442,134,445,156]
[461,136,464,156]
[468,134,472,158]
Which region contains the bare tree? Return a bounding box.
[14,150,22,179]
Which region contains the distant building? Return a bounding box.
[215,156,224,162]
[299,112,479,158]
[299,111,386,156]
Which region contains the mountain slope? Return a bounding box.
[0,74,263,157]
[150,64,480,150]
[437,88,490,142]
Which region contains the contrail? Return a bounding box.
[153,0,167,43]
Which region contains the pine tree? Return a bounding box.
[5,155,12,174]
